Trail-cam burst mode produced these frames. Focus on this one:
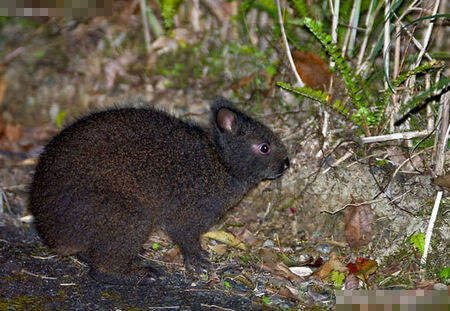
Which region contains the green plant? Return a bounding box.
[224,281,231,290]
[410,232,425,256]
[160,0,183,28]
[439,267,450,280]
[261,296,271,305]
[302,18,372,124]
[277,82,350,115]
[331,271,345,289]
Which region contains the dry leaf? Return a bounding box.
[0,114,4,136]
[258,249,302,282]
[208,244,227,255]
[0,74,6,105]
[292,50,333,91]
[258,248,278,265]
[235,228,257,247]
[344,203,374,250]
[386,146,423,172]
[259,261,302,282]
[278,285,303,301]
[315,252,347,280]
[289,266,313,277]
[343,274,360,290]
[306,257,324,268]
[203,230,246,250]
[432,174,450,190]
[4,124,23,143]
[164,247,181,262]
[347,257,378,282]
[230,73,255,91]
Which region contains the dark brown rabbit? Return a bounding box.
[29,96,289,284]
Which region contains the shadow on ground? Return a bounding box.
[0,225,261,311]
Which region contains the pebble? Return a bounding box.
[433,283,447,290]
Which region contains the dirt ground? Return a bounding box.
[0,12,449,311]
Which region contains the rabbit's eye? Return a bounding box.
[258,143,270,154]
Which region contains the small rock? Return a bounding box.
[262,239,275,248]
[433,283,447,291]
[316,244,331,254]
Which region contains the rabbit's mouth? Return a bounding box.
[266,172,284,180]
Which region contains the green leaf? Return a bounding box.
[439,267,450,279]
[265,65,277,76]
[239,255,249,263]
[261,297,271,305]
[331,271,345,289]
[151,243,160,250]
[410,232,425,255]
[224,281,231,290]
[56,111,67,128]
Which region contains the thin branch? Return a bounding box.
[330,0,340,68]
[191,0,200,32]
[391,148,427,181]
[360,130,430,143]
[139,0,151,52]
[322,150,354,174]
[347,0,361,57]
[390,22,401,132]
[321,190,411,215]
[356,0,375,67]
[396,20,433,61]
[415,0,441,67]
[383,0,391,90]
[435,92,449,175]
[276,0,304,87]
[421,191,443,265]
[21,269,57,280]
[425,74,434,133]
[341,0,357,57]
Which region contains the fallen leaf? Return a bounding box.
[315,252,347,280]
[346,257,378,282]
[0,74,6,105]
[164,247,181,262]
[258,249,302,282]
[386,146,423,172]
[343,274,360,290]
[292,50,333,91]
[269,262,302,282]
[203,230,246,250]
[4,124,23,143]
[344,203,374,250]
[432,174,450,190]
[235,228,257,247]
[230,73,255,91]
[416,280,434,290]
[0,114,4,136]
[306,257,324,268]
[258,248,278,265]
[289,266,313,277]
[208,244,227,255]
[278,285,303,301]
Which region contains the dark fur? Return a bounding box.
[29,96,289,284]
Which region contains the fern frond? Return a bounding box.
[277,82,350,116]
[375,60,446,123]
[406,77,450,108]
[303,18,370,112]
